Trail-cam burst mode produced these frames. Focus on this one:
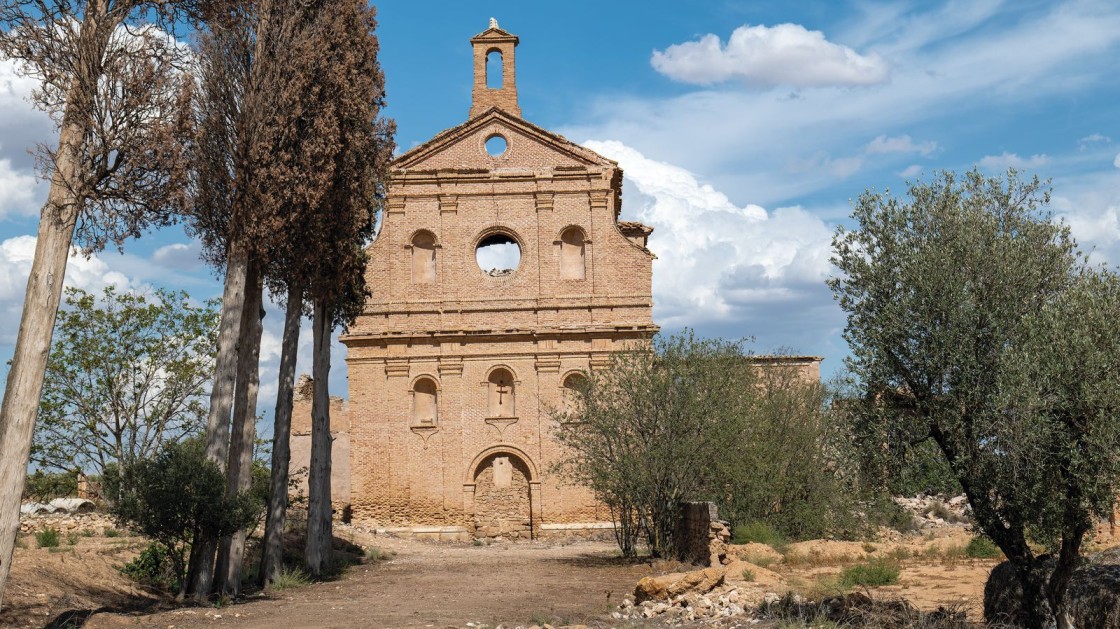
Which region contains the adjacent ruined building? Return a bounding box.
[338,20,657,540]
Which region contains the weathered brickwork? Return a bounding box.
[339,21,655,537]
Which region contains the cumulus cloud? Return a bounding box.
[865,134,937,156]
[978,152,1050,170]
[0,154,40,219]
[898,164,923,178]
[651,23,889,87]
[152,241,202,271]
[0,235,136,345]
[583,140,837,346]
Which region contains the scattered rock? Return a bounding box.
[634,565,725,602]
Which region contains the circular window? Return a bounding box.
[485,134,508,157]
[476,232,521,276]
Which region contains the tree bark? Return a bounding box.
[217,260,264,596]
[260,285,302,587]
[304,299,333,574]
[189,239,250,599]
[0,111,84,611]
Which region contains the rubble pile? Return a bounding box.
[893,494,972,531]
[613,585,752,624]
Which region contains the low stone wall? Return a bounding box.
[19,512,117,536]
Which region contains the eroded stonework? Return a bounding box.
[339,21,657,538]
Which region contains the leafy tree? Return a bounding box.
[553,332,852,557]
[112,438,261,599]
[829,169,1120,629]
[32,287,218,484]
[0,0,208,608]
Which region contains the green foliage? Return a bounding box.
[830,169,1120,625]
[267,566,311,590]
[839,559,901,589]
[552,332,859,557]
[966,536,1002,559]
[120,542,179,590]
[111,439,262,595]
[32,286,219,480]
[35,528,60,548]
[103,527,121,538]
[732,521,788,548]
[65,532,79,546]
[22,470,79,502]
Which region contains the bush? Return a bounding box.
[36,528,60,548]
[111,439,262,596]
[732,521,788,548]
[120,542,179,590]
[267,566,310,590]
[966,536,1001,559]
[840,559,901,589]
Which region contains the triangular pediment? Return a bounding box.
[392,108,616,172]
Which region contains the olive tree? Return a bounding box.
[829,169,1120,629]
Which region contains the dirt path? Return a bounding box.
[83,537,653,629]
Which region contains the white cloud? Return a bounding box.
[583,140,836,340]
[1114,152,1120,169]
[898,164,923,178]
[0,153,39,219]
[865,134,937,156]
[651,23,889,87]
[978,152,1050,170]
[0,235,137,345]
[152,241,202,271]
[1079,133,1112,148]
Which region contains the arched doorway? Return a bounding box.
[466,447,538,540]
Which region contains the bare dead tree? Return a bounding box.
[0,0,206,609]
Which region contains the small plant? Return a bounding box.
[528,612,551,626]
[887,546,910,561]
[268,566,311,590]
[119,542,178,590]
[472,539,485,547]
[365,547,395,562]
[966,535,1002,559]
[742,568,756,582]
[732,521,788,549]
[861,542,876,554]
[66,531,79,546]
[80,528,95,537]
[745,553,776,568]
[103,527,121,538]
[839,558,901,589]
[15,535,26,549]
[36,527,60,548]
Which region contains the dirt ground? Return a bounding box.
[2,521,1117,629]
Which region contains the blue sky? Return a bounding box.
[2,0,1120,419]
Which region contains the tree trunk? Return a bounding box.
[217,260,264,596]
[189,239,250,599]
[260,285,302,587]
[0,116,83,612]
[304,299,333,574]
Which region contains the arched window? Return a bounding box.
[562,372,587,416]
[486,49,503,89]
[559,227,586,280]
[411,230,437,284]
[411,377,438,425]
[487,367,515,417]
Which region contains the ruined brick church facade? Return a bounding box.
[334,22,657,539]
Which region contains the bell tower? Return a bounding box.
[470,18,520,118]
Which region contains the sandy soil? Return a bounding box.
[2,521,1116,628]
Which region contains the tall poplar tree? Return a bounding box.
[0,0,205,609]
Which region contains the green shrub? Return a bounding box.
[966,536,1002,559]
[112,439,262,596]
[66,532,79,546]
[36,528,60,548]
[732,521,788,549]
[839,558,901,589]
[120,542,179,590]
[23,470,79,502]
[742,568,756,582]
[103,527,121,538]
